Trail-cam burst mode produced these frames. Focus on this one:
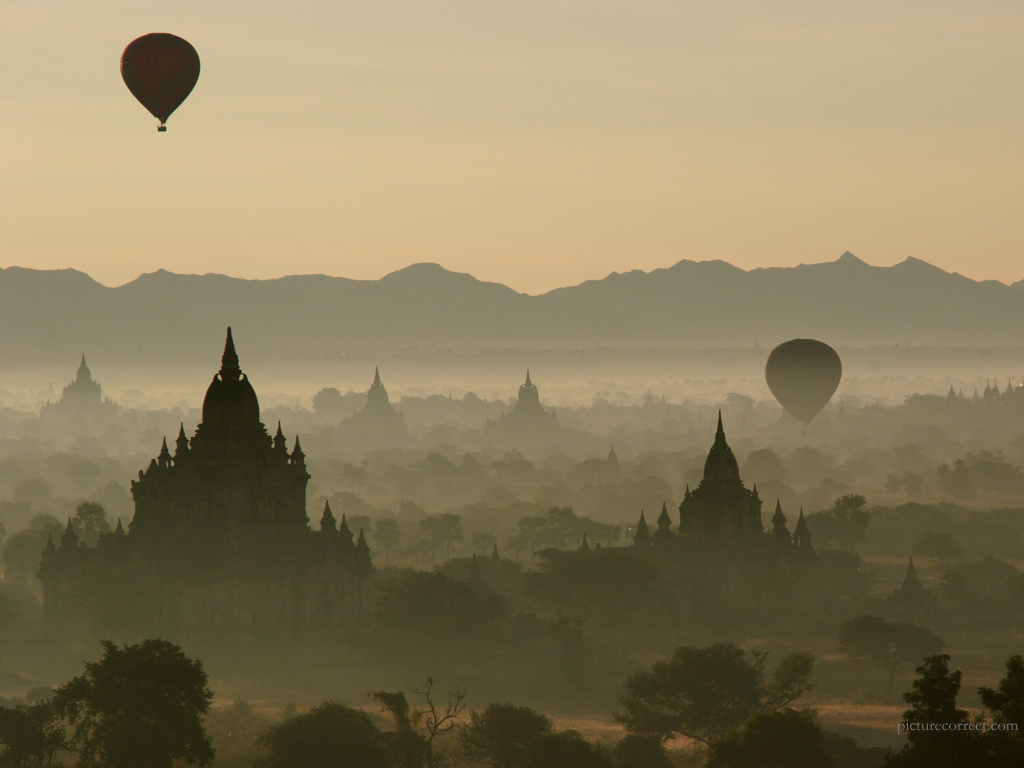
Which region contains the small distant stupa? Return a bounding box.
[40,354,119,423]
[337,367,407,441]
[484,371,560,441]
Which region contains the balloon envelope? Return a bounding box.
[765,339,842,426]
[120,33,200,129]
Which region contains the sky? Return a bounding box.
[1,0,1022,295]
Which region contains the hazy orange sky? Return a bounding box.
[2,1,1022,294]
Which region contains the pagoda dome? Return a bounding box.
[365,367,391,412]
[516,370,543,413]
[703,412,740,481]
[202,328,260,428]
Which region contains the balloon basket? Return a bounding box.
[157,125,167,132]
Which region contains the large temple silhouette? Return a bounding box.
[632,413,813,556]
[484,371,561,443]
[39,355,120,424]
[612,414,815,619]
[39,329,372,636]
[335,367,407,444]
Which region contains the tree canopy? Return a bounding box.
[460,703,612,768]
[838,616,944,694]
[615,642,814,745]
[260,702,389,768]
[705,709,831,768]
[53,639,213,768]
[980,654,1024,730]
[885,655,977,768]
[0,701,68,767]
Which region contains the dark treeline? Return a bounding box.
[4,639,1021,768]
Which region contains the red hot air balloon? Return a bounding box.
[765,339,842,427]
[120,34,200,131]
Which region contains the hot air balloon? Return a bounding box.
[120,34,200,131]
[765,339,842,427]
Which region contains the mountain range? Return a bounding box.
[2,253,1023,367]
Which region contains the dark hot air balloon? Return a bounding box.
[765,339,842,427]
[120,34,200,131]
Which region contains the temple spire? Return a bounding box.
[902,557,921,590]
[338,514,354,546]
[221,327,240,374]
[634,510,652,547]
[525,370,531,385]
[715,411,725,443]
[175,423,189,458]
[772,499,788,536]
[291,436,305,465]
[61,518,78,550]
[77,354,91,381]
[793,508,812,550]
[657,502,672,532]
[158,437,171,466]
[320,500,337,533]
[374,366,381,385]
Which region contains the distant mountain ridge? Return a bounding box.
[2,253,1023,366]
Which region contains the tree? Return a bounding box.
[53,639,214,768]
[550,613,588,687]
[374,518,401,563]
[936,461,975,500]
[420,514,464,562]
[349,514,372,536]
[375,571,507,641]
[515,507,619,552]
[978,655,1024,767]
[705,709,831,768]
[612,734,672,768]
[886,655,978,768]
[371,691,428,768]
[525,547,665,620]
[741,449,788,485]
[204,700,272,767]
[805,495,871,551]
[399,501,427,519]
[819,729,891,768]
[312,387,346,418]
[372,677,466,768]
[72,502,110,547]
[885,474,903,496]
[0,700,69,767]
[521,730,612,768]
[2,516,62,583]
[912,532,964,566]
[460,703,558,768]
[838,616,944,694]
[472,532,498,555]
[902,473,924,499]
[979,654,1024,730]
[615,642,814,745]
[260,702,389,768]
